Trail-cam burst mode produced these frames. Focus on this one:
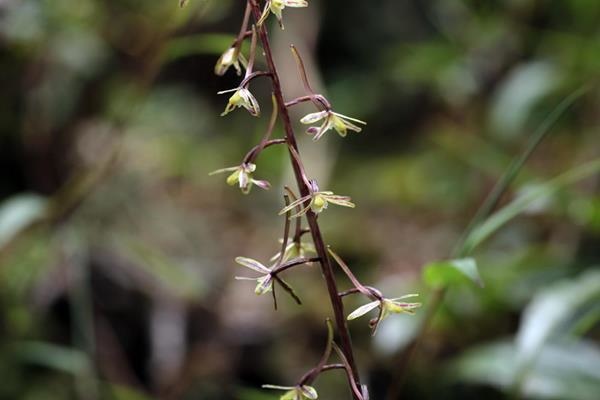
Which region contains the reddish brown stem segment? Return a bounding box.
[248,1,362,396]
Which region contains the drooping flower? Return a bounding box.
[262,384,318,400]
[219,87,260,117]
[270,238,316,263]
[258,0,309,29]
[347,294,422,334]
[209,162,270,194]
[279,181,355,218]
[215,46,247,76]
[234,257,274,295]
[300,110,366,141]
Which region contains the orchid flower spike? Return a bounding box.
[300,110,366,141]
[215,46,248,76]
[209,163,270,194]
[234,257,274,295]
[258,0,309,29]
[263,384,318,400]
[219,87,260,117]
[279,181,355,218]
[348,294,422,335]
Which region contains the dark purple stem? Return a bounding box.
[249,1,362,395]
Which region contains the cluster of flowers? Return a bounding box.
[202,1,421,399]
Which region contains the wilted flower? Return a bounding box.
[234,257,274,295]
[347,294,421,334]
[219,87,260,117]
[263,384,318,400]
[300,110,366,141]
[279,181,355,217]
[258,0,309,29]
[209,162,270,194]
[270,238,316,263]
[215,46,247,76]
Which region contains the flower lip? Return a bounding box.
[219,87,260,117]
[209,163,270,194]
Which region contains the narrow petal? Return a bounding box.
[235,257,270,273]
[262,385,296,390]
[289,202,312,218]
[300,110,328,124]
[390,294,420,301]
[332,112,367,125]
[312,119,333,141]
[324,195,355,208]
[279,195,312,215]
[257,1,271,26]
[341,119,363,133]
[347,300,380,320]
[208,166,239,175]
[217,87,239,95]
[284,0,309,7]
[234,276,257,281]
[252,179,271,190]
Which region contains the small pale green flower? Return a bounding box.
[258,0,309,29]
[300,110,366,141]
[209,163,270,194]
[270,239,316,263]
[348,294,422,334]
[279,190,355,218]
[263,384,318,400]
[234,257,274,295]
[215,46,247,76]
[219,87,260,117]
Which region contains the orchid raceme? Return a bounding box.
[234,257,274,295]
[279,191,355,218]
[270,238,316,263]
[209,163,270,194]
[219,87,260,117]
[348,294,422,334]
[258,0,309,29]
[300,110,366,141]
[262,384,318,400]
[215,46,247,76]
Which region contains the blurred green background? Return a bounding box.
[0,0,599,399]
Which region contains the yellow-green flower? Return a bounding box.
[279,191,355,218]
[300,110,366,141]
[263,384,318,400]
[234,257,274,295]
[348,294,422,334]
[258,0,309,29]
[219,87,260,117]
[209,163,270,194]
[215,46,247,76]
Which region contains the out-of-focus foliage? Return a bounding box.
[0,0,598,399]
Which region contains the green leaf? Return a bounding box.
[13,341,91,375]
[423,258,483,289]
[449,339,600,400]
[516,269,600,368]
[463,158,600,254]
[0,194,47,248]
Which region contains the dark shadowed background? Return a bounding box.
[0,0,599,399]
